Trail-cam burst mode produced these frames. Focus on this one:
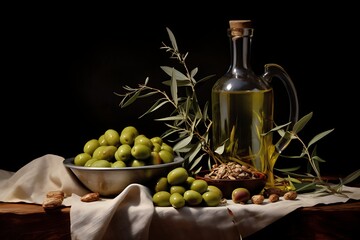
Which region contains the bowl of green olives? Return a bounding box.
[64,156,185,197]
[63,126,185,197]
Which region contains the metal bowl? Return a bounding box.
[63,156,185,197]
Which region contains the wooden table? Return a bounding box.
[0,200,359,240]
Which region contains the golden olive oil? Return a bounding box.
[211,88,274,172]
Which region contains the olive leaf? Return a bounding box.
[170,68,178,106]
[340,169,360,186]
[119,85,142,108]
[173,134,193,151]
[292,111,313,134]
[139,98,169,118]
[261,122,291,135]
[166,27,178,52]
[307,129,335,148]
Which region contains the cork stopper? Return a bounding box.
[229,20,252,29]
[229,20,252,37]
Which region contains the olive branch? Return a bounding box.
[115,27,219,172]
[114,27,360,194]
[265,112,360,196]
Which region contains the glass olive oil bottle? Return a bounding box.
[211,20,299,186]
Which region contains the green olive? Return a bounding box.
[74,152,92,166]
[161,143,174,154]
[92,145,117,160]
[120,126,139,145]
[149,151,162,165]
[190,179,208,194]
[170,185,186,195]
[131,144,152,160]
[92,145,107,159]
[112,160,126,168]
[115,144,132,162]
[152,191,171,207]
[129,159,145,167]
[83,139,100,155]
[202,191,222,207]
[169,192,185,208]
[183,190,202,206]
[159,150,174,163]
[90,159,112,167]
[104,129,120,146]
[152,143,162,153]
[150,136,163,145]
[167,167,189,185]
[207,185,223,199]
[84,158,97,167]
[186,176,196,187]
[134,135,153,148]
[155,177,169,192]
[121,126,139,136]
[98,134,108,146]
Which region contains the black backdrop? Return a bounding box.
[2,2,359,176]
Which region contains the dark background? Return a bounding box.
[2,2,359,177]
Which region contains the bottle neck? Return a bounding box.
[228,28,253,76]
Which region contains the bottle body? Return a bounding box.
[211,77,274,172]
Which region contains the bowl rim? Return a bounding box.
[63,156,185,171]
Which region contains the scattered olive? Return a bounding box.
[183,190,203,206]
[190,179,208,194]
[186,176,196,187]
[155,177,169,193]
[170,185,187,195]
[232,187,250,204]
[167,167,188,185]
[169,192,185,208]
[207,185,223,199]
[152,191,171,207]
[152,169,224,208]
[202,191,222,207]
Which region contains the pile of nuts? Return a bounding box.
[205,162,265,180]
[250,190,297,205]
[231,186,298,205]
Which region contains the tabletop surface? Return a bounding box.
[1,200,359,240]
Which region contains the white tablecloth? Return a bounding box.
[1,154,360,239]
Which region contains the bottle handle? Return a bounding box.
[262,63,299,153]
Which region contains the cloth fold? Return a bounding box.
[0,154,89,205]
[70,184,154,240]
[1,154,359,239]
